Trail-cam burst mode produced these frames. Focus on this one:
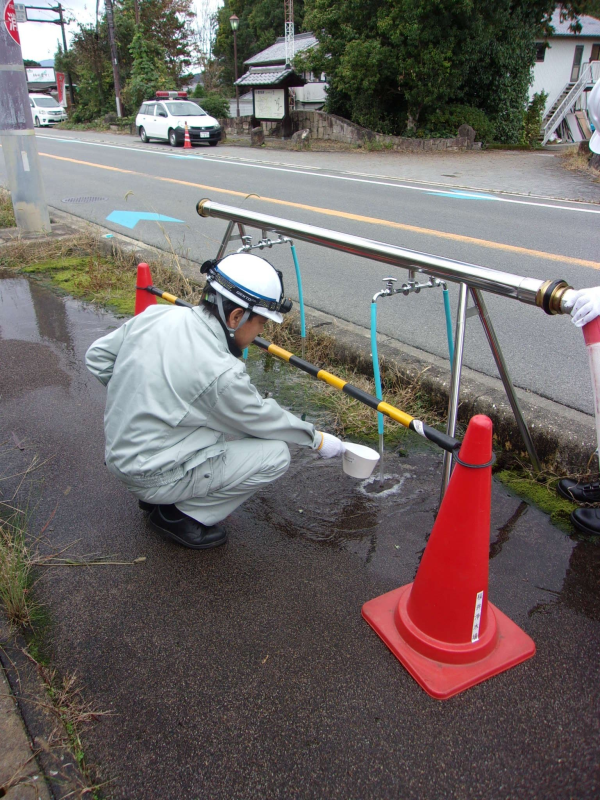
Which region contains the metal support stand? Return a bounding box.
[216,221,247,259]
[441,283,469,499]
[440,284,542,500]
[471,288,541,472]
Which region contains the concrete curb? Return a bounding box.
[0,620,87,799]
[7,207,598,473]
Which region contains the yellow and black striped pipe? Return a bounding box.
[140,285,460,454]
[253,338,459,453]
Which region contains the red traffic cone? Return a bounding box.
[362,415,535,700]
[184,121,192,149]
[134,263,157,315]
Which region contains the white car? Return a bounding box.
[29,94,67,127]
[136,92,221,147]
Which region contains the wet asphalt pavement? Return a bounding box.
[1,273,599,799]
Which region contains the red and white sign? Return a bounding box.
[56,72,66,106]
[4,0,20,45]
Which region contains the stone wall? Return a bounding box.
[219,112,481,150]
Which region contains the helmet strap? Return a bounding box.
[216,292,251,335]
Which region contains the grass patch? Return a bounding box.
[0,187,16,228]
[265,316,443,442]
[0,508,37,628]
[495,469,578,532]
[0,232,203,316]
[560,147,600,179]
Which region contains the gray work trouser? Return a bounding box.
[127,438,291,526]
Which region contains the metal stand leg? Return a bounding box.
[216,221,246,259]
[441,283,469,499]
[471,288,541,472]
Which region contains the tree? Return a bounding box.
[213,0,306,91]
[55,0,198,121]
[301,1,595,141]
[23,59,41,67]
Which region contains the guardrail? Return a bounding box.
[196,198,577,494]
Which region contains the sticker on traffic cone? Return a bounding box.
[184,122,192,149]
[134,263,157,315]
[362,414,535,700]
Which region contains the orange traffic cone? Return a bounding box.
[184,122,192,149]
[134,263,157,315]
[362,414,535,700]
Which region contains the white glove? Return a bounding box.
[564,287,600,328]
[315,431,346,458]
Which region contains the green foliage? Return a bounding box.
[213,0,306,90]
[122,30,169,111]
[56,0,197,121]
[192,82,206,98]
[420,105,496,142]
[23,59,41,67]
[520,91,548,146]
[195,94,230,119]
[302,0,594,142]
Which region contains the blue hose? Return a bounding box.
[243,347,248,360]
[370,302,384,436]
[290,244,306,340]
[443,287,454,368]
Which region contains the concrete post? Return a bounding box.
[0,0,50,232]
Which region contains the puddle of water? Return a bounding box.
[2,272,598,623]
[360,474,410,497]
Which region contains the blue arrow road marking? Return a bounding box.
[426,191,498,200]
[106,211,185,230]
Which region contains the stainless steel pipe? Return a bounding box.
[197,199,569,310]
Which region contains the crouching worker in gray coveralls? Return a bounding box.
[85,253,345,550]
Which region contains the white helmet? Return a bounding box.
[201,252,292,330]
[589,80,600,154]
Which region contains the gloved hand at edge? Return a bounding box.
[315,431,346,458]
[562,287,600,328]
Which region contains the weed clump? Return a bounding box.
[0,187,16,228]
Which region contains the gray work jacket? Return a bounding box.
[85,305,319,488]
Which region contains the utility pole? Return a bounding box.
[0,0,50,232]
[56,3,75,106]
[104,0,122,117]
[133,0,140,26]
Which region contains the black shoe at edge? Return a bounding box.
[571,507,600,536]
[148,504,227,549]
[557,478,600,505]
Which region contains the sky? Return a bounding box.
[18,0,223,63]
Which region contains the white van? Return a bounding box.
[29,94,67,127]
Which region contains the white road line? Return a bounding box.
[34,133,600,216]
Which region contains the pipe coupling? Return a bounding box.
[196,199,210,217]
[536,279,573,315]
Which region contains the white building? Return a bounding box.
[531,10,600,143]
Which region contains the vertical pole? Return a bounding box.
[104,0,122,117]
[0,2,50,232]
[134,0,140,26]
[440,282,468,499]
[57,4,75,107]
[471,288,541,472]
[233,29,240,119]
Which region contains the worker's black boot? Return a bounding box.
[557,478,600,504]
[138,500,155,512]
[571,508,600,536]
[148,504,227,549]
